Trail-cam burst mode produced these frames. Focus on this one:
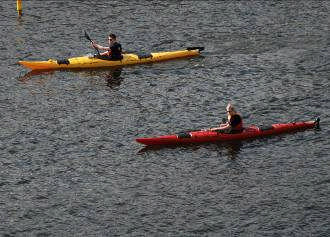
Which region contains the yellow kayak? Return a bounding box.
[18,47,204,71]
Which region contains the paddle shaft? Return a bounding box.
[84,31,100,55]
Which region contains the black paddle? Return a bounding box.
[314,117,320,129]
[84,30,100,55]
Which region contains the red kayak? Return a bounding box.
[136,118,320,146]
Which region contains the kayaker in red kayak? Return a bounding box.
[210,103,243,133]
[91,33,123,60]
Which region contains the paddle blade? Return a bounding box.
[84,30,92,42]
[186,47,205,51]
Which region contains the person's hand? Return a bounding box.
[91,41,98,49]
[220,122,228,128]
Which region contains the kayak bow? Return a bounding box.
[136,118,320,146]
[18,47,204,71]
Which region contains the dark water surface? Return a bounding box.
[1,1,329,236]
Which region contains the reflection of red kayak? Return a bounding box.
[136,118,320,146]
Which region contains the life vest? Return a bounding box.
[229,114,243,131]
[107,42,123,60]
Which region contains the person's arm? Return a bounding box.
[210,122,230,131]
[91,41,109,51]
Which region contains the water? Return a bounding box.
[1,1,329,236]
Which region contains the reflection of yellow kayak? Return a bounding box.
[18,47,204,71]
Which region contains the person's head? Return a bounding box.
[108,33,117,44]
[226,103,236,115]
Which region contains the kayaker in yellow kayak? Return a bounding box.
[210,103,243,133]
[91,33,123,60]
